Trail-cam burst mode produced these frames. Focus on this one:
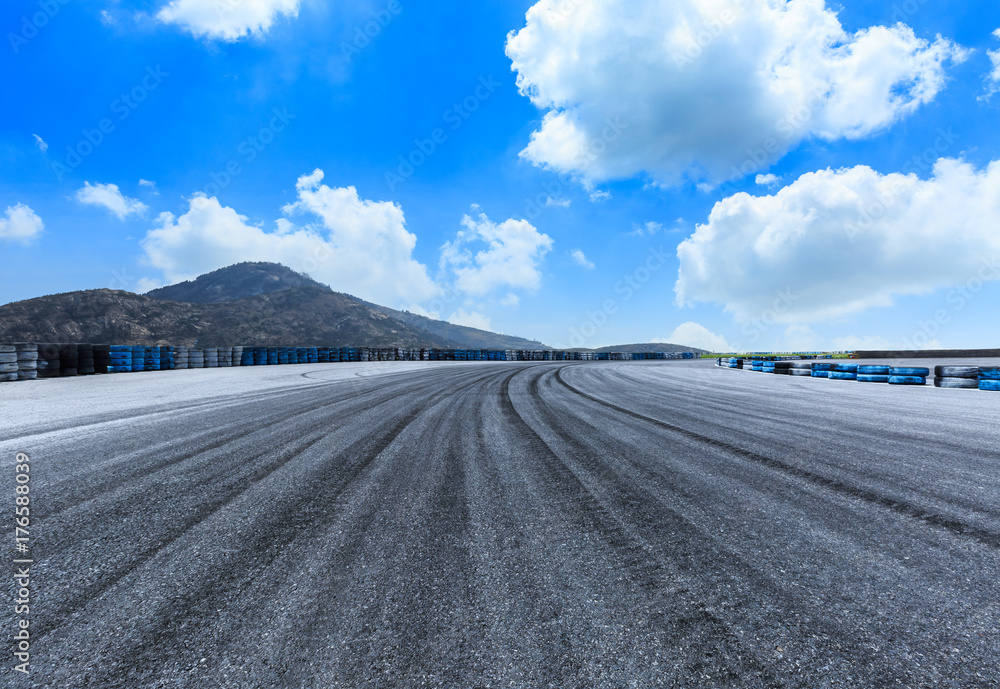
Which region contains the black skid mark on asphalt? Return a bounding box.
[554,368,1000,551]
[500,368,785,688]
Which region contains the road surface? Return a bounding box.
[3,361,999,687]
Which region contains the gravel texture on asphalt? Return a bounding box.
[2,360,999,688]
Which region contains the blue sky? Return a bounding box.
[2,0,999,351]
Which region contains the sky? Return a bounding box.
[2,0,999,352]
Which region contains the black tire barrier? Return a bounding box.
[934,377,979,389]
[0,363,18,373]
[789,369,811,376]
[0,373,17,382]
[0,345,14,354]
[889,375,926,385]
[934,365,979,379]
[858,374,889,383]
[189,349,204,369]
[0,352,17,364]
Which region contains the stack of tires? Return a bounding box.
[253,347,267,366]
[218,348,231,367]
[130,346,145,372]
[889,367,928,386]
[16,343,38,381]
[189,349,205,369]
[789,362,811,377]
[241,348,254,366]
[980,366,1000,392]
[77,344,95,375]
[829,363,858,381]
[107,346,132,373]
[751,359,764,372]
[232,346,243,367]
[144,346,160,371]
[204,348,219,368]
[160,346,175,370]
[93,345,110,374]
[174,346,189,370]
[858,365,890,383]
[36,344,60,379]
[0,344,18,382]
[60,344,79,377]
[769,361,791,375]
[933,366,979,389]
[811,363,831,378]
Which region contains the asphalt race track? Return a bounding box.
[3,361,999,688]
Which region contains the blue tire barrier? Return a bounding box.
[829,371,857,381]
[889,375,926,385]
[812,363,832,371]
[811,371,829,378]
[978,366,1000,381]
[107,365,132,373]
[979,379,1000,391]
[833,363,858,373]
[934,377,978,389]
[267,348,278,365]
[891,367,930,377]
[858,365,890,375]
[858,374,889,383]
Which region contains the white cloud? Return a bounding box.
[0,204,44,245]
[676,158,1000,323]
[32,134,47,152]
[75,182,148,220]
[156,0,300,41]
[570,248,595,269]
[507,0,967,187]
[141,170,439,307]
[784,324,820,351]
[440,212,553,295]
[138,179,159,194]
[660,322,730,352]
[545,196,571,207]
[985,29,1000,99]
[100,10,115,26]
[629,220,665,237]
[756,173,780,186]
[500,292,520,307]
[447,309,493,331]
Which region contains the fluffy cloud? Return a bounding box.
[986,29,1000,98]
[506,0,966,187]
[440,212,553,295]
[447,309,493,331]
[570,249,595,269]
[756,174,781,186]
[660,322,730,352]
[0,204,44,245]
[156,0,300,41]
[675,158,1000,323]
[75,182,148,220]
[141,170,438,306]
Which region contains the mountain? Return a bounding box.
[0,263,549,349]
[145,262,331,303]
[588,342,707,354]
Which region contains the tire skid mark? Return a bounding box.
[34,373,455,520]
[528,367,918,688]
[500,368,783,687]
[55,367,505,687]
[555,367,1000,550]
